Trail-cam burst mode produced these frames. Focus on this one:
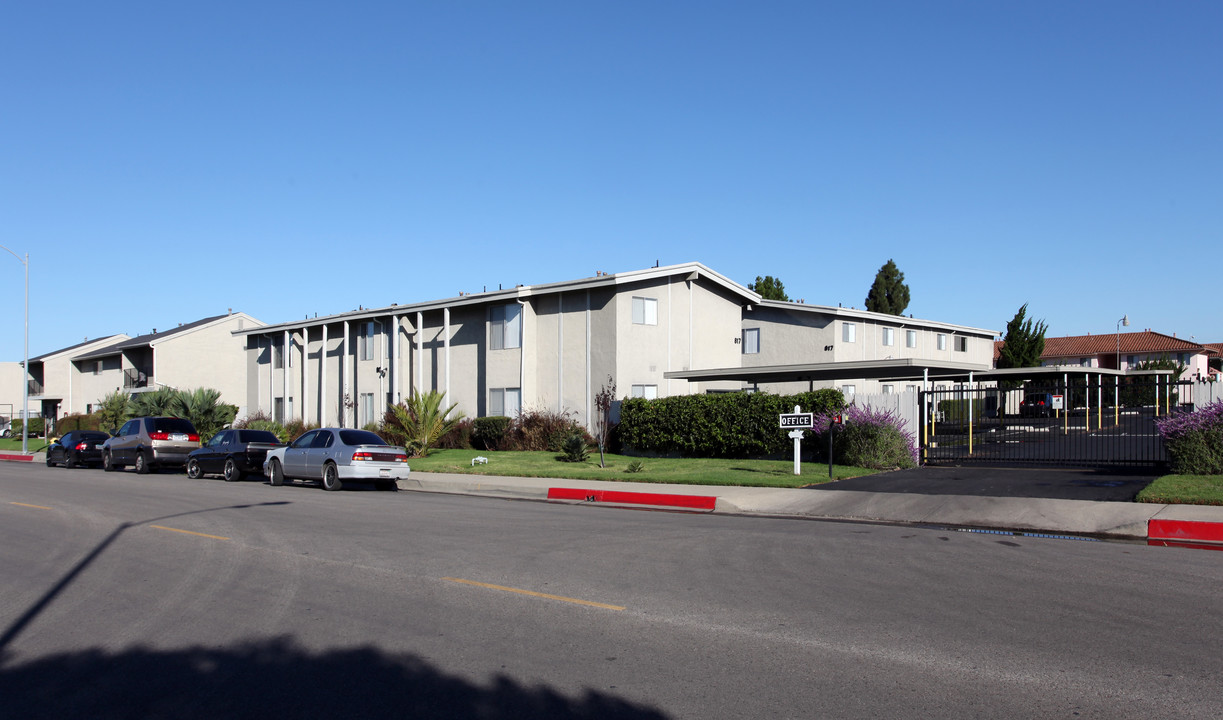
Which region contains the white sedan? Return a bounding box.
[264,428,410,491]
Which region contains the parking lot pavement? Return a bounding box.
[808,465,1158,502]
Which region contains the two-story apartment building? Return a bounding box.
[238,262,998,428]
[22,336,130,424]
[68,312,263,418]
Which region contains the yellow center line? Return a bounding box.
[444,577,625,611]
[10,502,52,510]
[150,525,230,541]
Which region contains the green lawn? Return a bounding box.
[0,437,50,453]
[1136,475,1223,506]
[407,449,876,488]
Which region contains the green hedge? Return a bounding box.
[51,413,104,434]
[10,418,46,437]
[619,390,844,458]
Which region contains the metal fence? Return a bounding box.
[919,376,1178,467]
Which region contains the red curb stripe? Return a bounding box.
[1148,519,1223,544]
[548,487,716,511]
[0,453,34,462]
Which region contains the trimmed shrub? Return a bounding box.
[1156,400,1223,475]
[438,417,473,449]
[815,403,918,470]
[11,418,46,437]
[618,389,844,458]
[472,416,511,450]
[52,413,103,433]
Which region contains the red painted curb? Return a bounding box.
[548,487,716,511]
[1148,519,1223,545]
[0,453,34,463]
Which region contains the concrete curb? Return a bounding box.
[0,453,36,463]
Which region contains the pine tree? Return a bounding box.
[864,259,910,315]
[748,275,789,301]
[997,304,1049,370]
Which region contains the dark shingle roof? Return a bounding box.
[29,335,127,364]
[73,314,230,360]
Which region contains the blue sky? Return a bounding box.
[3,1,1220,358]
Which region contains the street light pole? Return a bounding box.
[1116,314,1129,371]
[1,245,29,454]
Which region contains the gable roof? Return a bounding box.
[73,313,256,360]
[237,262,761,336]
[994,330,1215,362]
[28,334,128,364]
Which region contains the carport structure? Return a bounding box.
[666,361,1178,468]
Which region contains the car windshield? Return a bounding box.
[237,430,280,444]
[338,429,387,447]
[151,418,197,434]
[80,432,110,442]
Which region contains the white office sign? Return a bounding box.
[780,413,813,429]
[1052,394,1064,410]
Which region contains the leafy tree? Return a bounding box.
[864,259,910,315]
[748,275,789,301]
[997,303,1049,374]
[383,390,465,458]
[96,391,132,433]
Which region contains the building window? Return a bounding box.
[359,322,376,361]
[843,322,856,343]
[93,361,102,375]
[1080,357,1090,367]
[905,385,918,393]
[882,328,894,346]
[881,384,894,394]
[1126,355,1135,367]
[937,333,947,351]
[841,384,856,395]
[632,296,657,325]
[490,387,521,417]
[360,392,376,426]
[742,328,760,354]
[955,336,968,353]
[273,397,284,423]
[491,304,522,350]
[272,340,283,369]
[86,403,93,414]
[631,384,658,400]
[906,330,917,348]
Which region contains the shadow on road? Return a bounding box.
[0,636,669,719]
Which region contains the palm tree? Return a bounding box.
[176,387,237,441]
[129,387,181,417]
[384,390,465,458]
[96,391,132,434]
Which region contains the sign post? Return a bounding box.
[779,405,813,475]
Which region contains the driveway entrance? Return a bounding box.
[811,466,1156,502]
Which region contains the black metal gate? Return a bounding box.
[919,377,1188,468]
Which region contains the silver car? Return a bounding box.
[102,416,201,474]
[264,428,409,491]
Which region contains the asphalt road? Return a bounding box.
[2,463,1221,719]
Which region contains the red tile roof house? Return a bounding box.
[994,330,1218,381]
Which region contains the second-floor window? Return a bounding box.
[882,328,894,346]
[632,296,657,326]
[955,336,968,353]
[491,304,522,350]
[843,322,856,343]
[742,328,760,354]
[906,330,917,348]
[937,333,947,351]
[273,341,284,369]
[360,322,376,361]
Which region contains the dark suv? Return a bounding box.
[1019,392,1055,418]
[102,417,201,474]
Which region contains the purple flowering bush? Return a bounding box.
[814,403,918,470]
[1155,400,1223,475]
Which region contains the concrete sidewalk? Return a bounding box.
[398,471,1223,544]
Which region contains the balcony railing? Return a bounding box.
[27,379,43,396]
[124,368,151,389]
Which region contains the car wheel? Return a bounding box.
[223,457,244,482]
[102,451,115,472]
[186,458,203,479]
[65,451,77,469]
[269,458,285,486]
[321,463,342,491]
[135,451,150,475]
[46,453,55,467]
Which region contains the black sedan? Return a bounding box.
[46,430,111,469]
[186,429,284,482]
